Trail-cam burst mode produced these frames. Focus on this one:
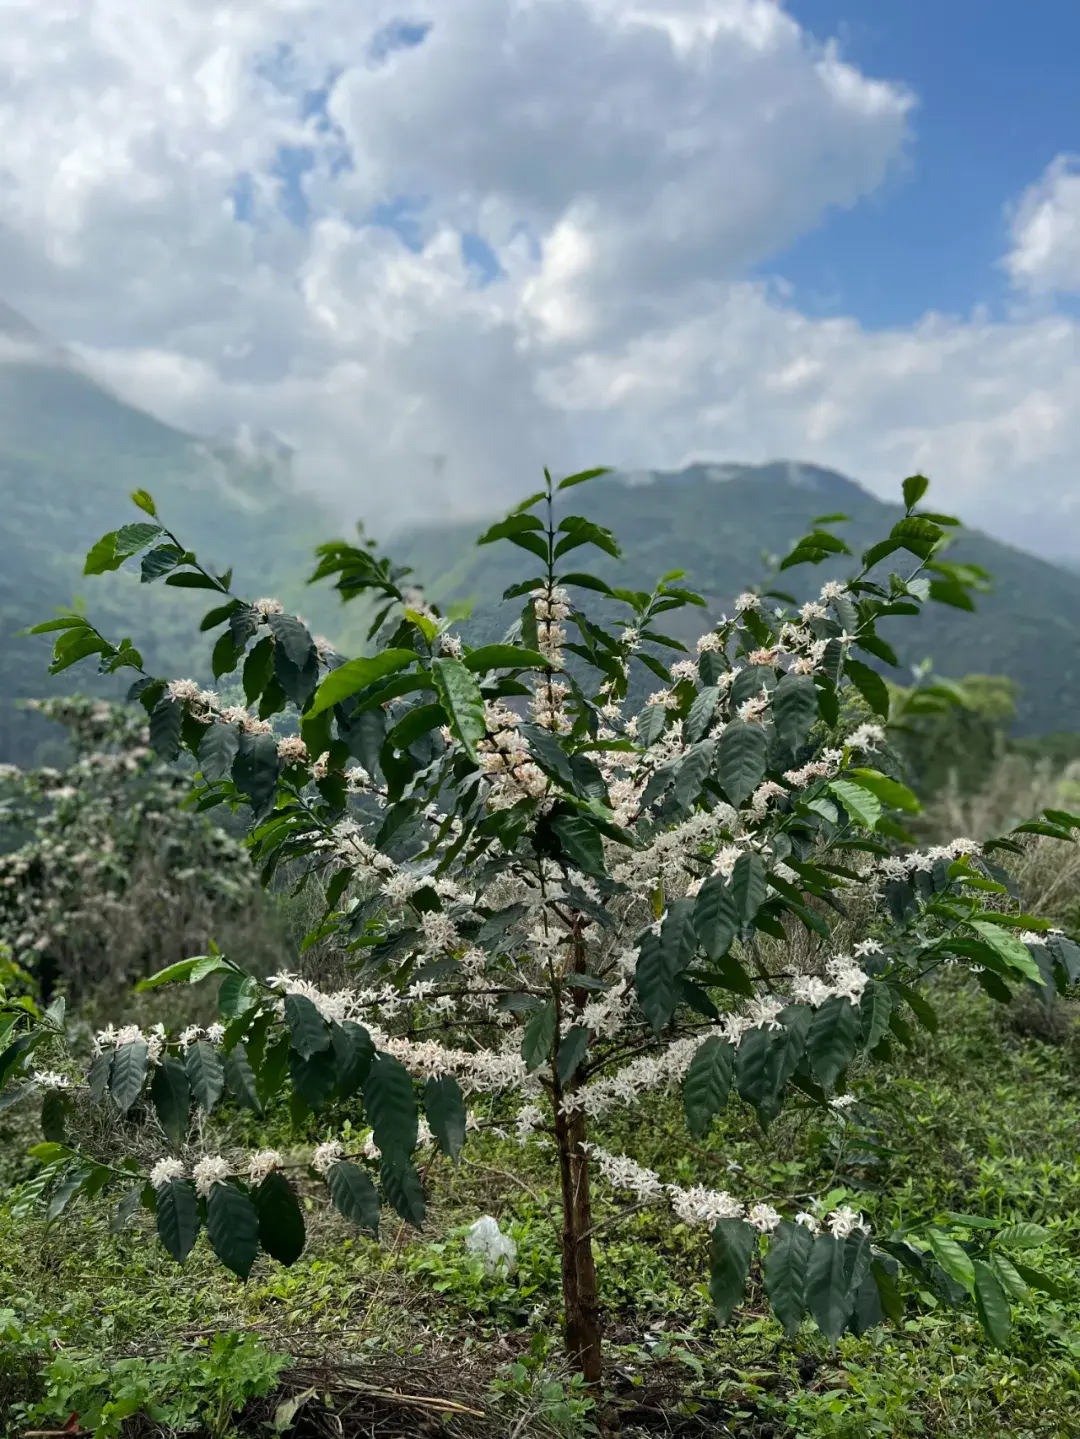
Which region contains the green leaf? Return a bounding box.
[806,1233,856,1341]
[255,1170,306,1266]
[223,1044,262,1113]
[331,1022,375,1100]
[307,650,418,719]
[149,698,183,760]
[551,812,608,877]
[685,686,720,743]
[968,922,1044,984]
[131,488,158,516]
[110,1040,149,1114]
[557,466,611,490]
[673,740,715,811]
[289,1049,337,1111]
[844,659,890,719]
[137,957,206,991]
[927,1229,975,1292]
[462,644,551,672]
[993,1222,1051,1251]
[683,1037,734,1137]
[846,768,920,814]
[717,723,768,807]
[380,1151,426,1227]
[199,721,240,781]
[522,1000,557,1071]
[267,612,315,671]
[156,1179,200,1264]
[860,983,893,1053]
[973,1260,1011,1347]
[364,1054,419,1157]
[231,732,281,818]
[772,672,819,752]
[185,1041,225,1113]
[40,1089,67,1143]
[284,994,331,1061]
[431,657,486,762]
[206,1182,260,1279]
[326,1161,380,1235]
[807,997,859,1088]
[829,780,882,831]
[477,512,546,545]
[88,1048,113,1102]
[554,515,621,560]
[424,1075,467,1160]
[243,635,275,705]
[902,474,930,510]
[764,1221,815,1334]
[556,1026,591,1085]
[637,702,669,748]
[151,1060,191,1148]
[731,852,767,925]
[694,876,740,962]
[709,1218,756,1323]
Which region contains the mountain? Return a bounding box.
[0,305,351,764]
[391,461,1080,738]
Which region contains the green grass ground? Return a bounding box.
[3,978,1080,1437]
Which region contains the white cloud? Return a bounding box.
[1004,155,1080,296]
[2,0,1079,557]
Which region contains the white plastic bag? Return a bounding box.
[465,1215,518,1276]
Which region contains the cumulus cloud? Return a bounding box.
[1,0,1078,555]
[1004,154,1080,297]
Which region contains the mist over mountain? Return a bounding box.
[3,301,1079,759]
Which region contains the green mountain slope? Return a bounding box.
[391,462,1080,738]
[0,307,347,763]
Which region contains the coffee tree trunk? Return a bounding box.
[553,1093,603,1382]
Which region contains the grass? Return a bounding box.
[4,973,1080,1437]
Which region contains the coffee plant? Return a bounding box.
[3,470,1078,1379]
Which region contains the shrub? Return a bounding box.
[2,470,1078,1385]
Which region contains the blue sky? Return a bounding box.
[777,0,1080,325]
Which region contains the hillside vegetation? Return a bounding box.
[393,462,1080,739]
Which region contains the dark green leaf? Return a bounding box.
[185,1040,225,1113]
[844,660,890,719]
[206,1182,260,1278]
[326,1161,380,1235]
[88,1048,113,1102]
[267,612,315,670]
[764,1221,814,1334]
[694,876,739,962]
[709,1218,756,1323]
[902,474,930,510]
[255,1170,306,1266]
[731,852,767,925]
[284,993,331,1060]
[522,1000,557,1071]
[40,1088,67,1143]
[772,672,819,752]
[231,731,281,818]
[199,721,240,781]
[424,1075,467,1160]
[223,1044,261,1113]
[683,1037,734,1137]
[806,1233,855,1341]
[365,1054,419,1157]
[717,722,768,807]
[110,1040,149,1114]
[807,997,859,1088]
[551,812,607,876]
[332,1022,375,1100]
[149,698,182,760]
[556,1026,591,1085]
[973,1259,1011,1348]
[151,1059,191,1148]
[156,1179,200,1264]
[380,1150,427,1227]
